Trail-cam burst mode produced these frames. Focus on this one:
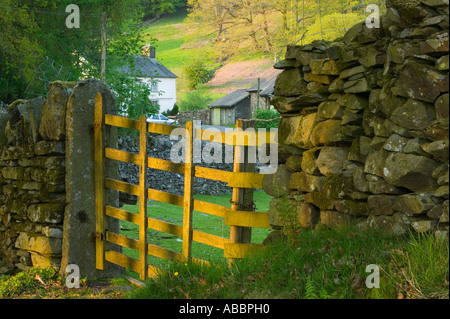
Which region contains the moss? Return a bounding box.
[43,169,65,184]
[8,99,28,109]
[390,0,421,10]
[324,175,354,199]
[14,181,43,191]
[337,200,368,216]
[304,192,335,211]
[348,136,363,162]
[49,80,77,89]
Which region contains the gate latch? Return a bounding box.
[95,232,104,241]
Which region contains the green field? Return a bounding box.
[120,190,273,273]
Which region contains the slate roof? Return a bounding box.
[259,76,277,97]
[208,89,249,108]
[118,55,177,79]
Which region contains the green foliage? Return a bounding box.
[185,0,382,61]
[106,60,159,119]
[274,193,302,244]
[0,267,60,298]
[305,277,331,299]
[0,0,42,102]
[139,10,219,96]
[304,277,317,299]
[142,0,187,19]
[252,108,280,130]
[104,16,159,119]
[183,59,212,90]
[0,0,146,103]
[178,88,213,111]
[162,104,179,116]
[97,5,159,119]
[302,12,364,42]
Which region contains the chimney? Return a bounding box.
[142,44,151,57]
[150,46,156,59]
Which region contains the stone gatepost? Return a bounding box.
[60,79,122,279]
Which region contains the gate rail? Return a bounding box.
[94,93,276,280]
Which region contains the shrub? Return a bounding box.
[183,59,212,90]
[178,89,213,111]
[253,108,280,130]
[162,104,179,117]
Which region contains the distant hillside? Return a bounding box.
[139,8,279,102]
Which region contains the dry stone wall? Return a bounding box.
[0,83,70,274]
[266,0,449,239]
[0,79,121,277]
[176,109,211,125]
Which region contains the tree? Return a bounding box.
[0,0,147,103]
[106,28,160,119]
[186,0,280,55]
[142,0,187,19]
[186,0,231,42]
[305,12,364,42]
[106,69,158,119]
[183,59,211,89]
[185,0,376,61]
[0,0,42,102]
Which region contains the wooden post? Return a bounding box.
[138,115,148,280]
[229,120,255,261]
[182,121,194,261]
[100,12,106,81]
[256,78,261,110]
[94,93,104,270]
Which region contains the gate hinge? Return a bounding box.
[90,122,102,135]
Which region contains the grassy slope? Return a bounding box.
[126,229,449,299]
[139,8,275,103]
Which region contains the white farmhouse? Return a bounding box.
[119,46,177,114]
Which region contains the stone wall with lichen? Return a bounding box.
[0,82,73,274]
[264,0,449,240]
[0,79,120,278]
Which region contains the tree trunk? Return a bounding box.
[262,12,272,52]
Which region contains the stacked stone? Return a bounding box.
[0,81,74,274]
[266,0,449,239]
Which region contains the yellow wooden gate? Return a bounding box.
[94,93,276,280]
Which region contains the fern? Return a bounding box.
[319,287,331,299]
[305,277,332,299]
[305,277,318,299]
[370,288,383,299]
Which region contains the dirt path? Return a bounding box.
[205,59,282,94]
